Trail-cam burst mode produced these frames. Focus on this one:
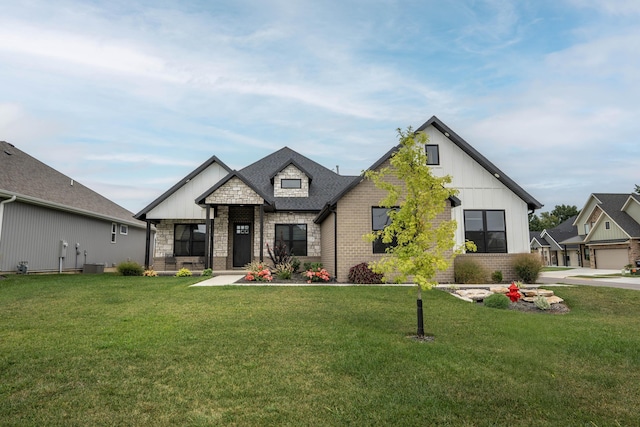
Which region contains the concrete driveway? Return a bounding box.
[539,267,640,290]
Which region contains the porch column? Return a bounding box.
[205,206,211,269]
[144,221,151,269]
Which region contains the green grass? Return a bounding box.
[2,274,640,426]
[540,267,574,271]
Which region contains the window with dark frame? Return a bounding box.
[425,144,440,165]
[174,224,206,256]
[605,221,610,230]
[111,223,117,243]
[274,224,307,256]
[464,210,507,253]
[120,224,128,235]
[372,207,397,254]
[281,179,302,189]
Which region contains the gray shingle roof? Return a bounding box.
[592,193,640,238]
[543,215,579,249]
[1,140,144,226]
[237,147,358,211]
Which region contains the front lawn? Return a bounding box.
[1,274,639,426]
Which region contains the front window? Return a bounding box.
[372,207,397,254]
[174,224,206,256]
[274,224,307,256]
[425,144,440,165]
[111,223,117,243]
[464,210,507,253]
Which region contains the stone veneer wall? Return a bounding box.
[273,165,309,198]
[260,211,321,259]
[205,177,264,205]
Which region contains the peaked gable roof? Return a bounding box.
[416,116,543,211]
[135,155,232,220]
[540,215,579,249]
[238,147,357,211]
[195,170,272,205]
[269,159,314,183]
[1,140,144,227]
[576,193,640,239]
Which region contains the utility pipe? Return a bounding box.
[0,195,17,244]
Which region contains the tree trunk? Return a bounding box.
[416,287,424,337]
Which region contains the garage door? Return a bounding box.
[595,248,628,269]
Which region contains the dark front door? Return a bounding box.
[233,223,252,267]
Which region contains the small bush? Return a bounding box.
[201,268,213,277]
[454,258,487,284]
[117,261,144,276]
[274,262,294,280]
[348,262,383,284]
[491,270,503,283]
[290,257,301,273]
[175,268,192,277]
[534,295,551,310]
[303,262,323,271]
[302,267,331,283]
[512,253,543,284]
[483,293,510,309]
[245,261,272,282]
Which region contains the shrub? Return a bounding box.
[266,239,292,266]
[245,261,272,282]
[454,258,487,284]
[534,295,551,310]
[274,262,294,280]
[512,253,543,284]
[302,267,331,283]
[201,268,213,277]
[348,262,383,284]
[117,261,144,276]
[491,270,503,283]
[483,293,510,309]
[143,269,158,277]
[175,268,192,277]
[303,262,323,271]
[290,256,301,273]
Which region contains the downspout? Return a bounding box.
[0,195,17,245]
[332,206,338,281]
[144,221,151,270]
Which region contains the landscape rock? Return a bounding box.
[455,289,493,301]
[490,286,509,294]
[522,289,554,297]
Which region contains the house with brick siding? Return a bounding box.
[559,193,640,270]
[135,115,542,282]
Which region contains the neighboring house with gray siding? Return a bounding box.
[135,115,542,282]
[0,140,150,273]
[561,193,640,269]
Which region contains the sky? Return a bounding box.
[1,0,639,215]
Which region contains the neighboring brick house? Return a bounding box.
[560,193,640,269]
[530,216,581,267]
[135,116,543,282]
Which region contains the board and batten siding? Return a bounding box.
[422,125,531,253]
[0,202,147,272]
[145,162,228,220]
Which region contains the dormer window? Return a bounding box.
[281,179,301,189]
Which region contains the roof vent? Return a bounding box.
[4,149,13,156]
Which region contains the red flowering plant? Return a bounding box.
[505,282,522,302]
[303,263,331,284]
[244,261,273,282]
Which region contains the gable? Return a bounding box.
[622,195,640,224]
[205,176,264,205]
[273,164,310,198]
[574,195,602,236]
[586,213,629,242]
[144,162,229,220]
